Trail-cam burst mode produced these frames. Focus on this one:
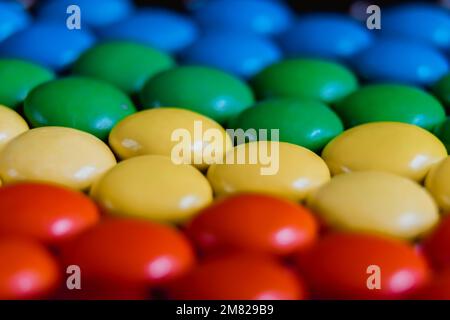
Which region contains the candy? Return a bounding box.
[425,156,450,212]
[353,38,449,86]
[109,108,232,170]
[433,73,450,108]
[91,155,213,223]
[382,4,450,49]
[435,117,450,152]
[167,253,305,300]
[97,9,198,53]
[24,77,136,140]
[37,0,134,28]
[334,84,446,130]
[295,232,430,299]
[308,171,439,240]
[231,98,343,152]
[412,271,450,300]
[423,215,450,271]
[251,59,358,103]
[0,59,54,110]
[181,31,281,78]
[0,105,29,152]
[0,183,99,245]
[0,2,30,43]
[322,122,447,181]
[0,127,117,190]
[279,13,372,60]
[193,0,293,36]
[207,141,330,201]
[0,238,59,300]
[60,218,194,287]
[72,41,174,94]
[0,22,95,71]
[187,193,318,256]
[140,66,254,123]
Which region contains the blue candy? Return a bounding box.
[353,38,449,86]
[0,22,95,71]
[193,0,293,36]
[278,14,373,60]
[181,31,282,78]
[0,1,30,43]
[382,4,450,49]
[36,0,135,28]
[97,9,198,53]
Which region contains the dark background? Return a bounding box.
[135,0,421,12]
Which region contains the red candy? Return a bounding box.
[0,183,99,244]
[412,270,450,300]
[60,218,195,288]
[187,194,318,256]
[0,238,60,299]
[423,215,450,271]
[294,232,430,299]
[167,253,306,300]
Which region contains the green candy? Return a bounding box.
[433,73,450,108]
[251,59,358,103]
[435,118,450,153]
[72,41,175,94]
[334,84,446,131]
[24,77,136,140]
[0,59,54,110]
[231,98,344,152]
[140,66,254,123]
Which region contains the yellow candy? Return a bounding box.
[91,155,213,223]
[109,108,233,170]
[426,156,450,212]
[322,122,447,181]
[207,141,330,201]
[308,171,439,240]
[0,127,116,190]
[0,105,29,151]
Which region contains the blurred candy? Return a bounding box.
[141,66,254,123]
[433,73,450,108]
[167,253,305,300]
[0,183,99,244]
[435,117,450,152]
[279,14,372,60]
[182,31,281,78]
[0,127,117,190]
[0,105,29,152]
[0,238,59,300]
[0,22,96,71]
[60,219,194,287]
[0,1,30,43]
[412,271,450,300]
[187,194,318,255]
[423,214,450,271]
[72,41,174,94]
[251,59,358,103]
[426,156,450,212]
[334,84,446,130]
[353,38,449,86]
[97,9,198,53]
[308,171,439,240]
[37,0,135,28]
[91,155,213,224]
[193,0,293,36]
[295,232,430,299]
[24,77,136,140]
[382,4,450,49]
[207,141,330,201]
[322,122,447,181]
[109,108,232,170]
[231,98,343,152]
[0,59,54,110]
